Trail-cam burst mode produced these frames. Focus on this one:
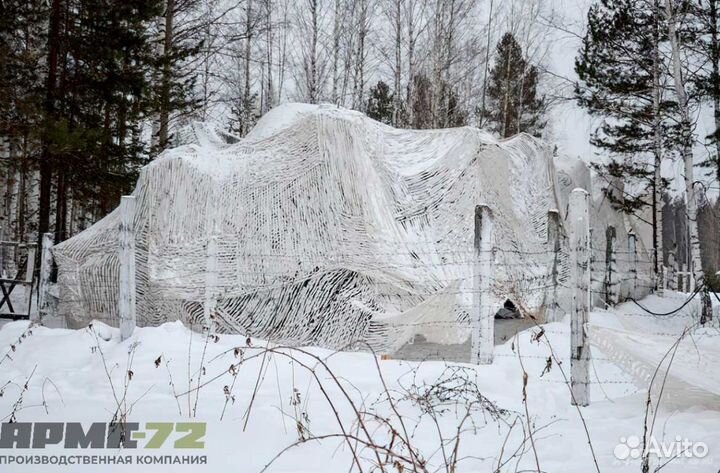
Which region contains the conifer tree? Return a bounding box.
[410,74,433,129]
[154,0,204,153]
[366,81,394,125]
[480,33,545,138]
[691,0,720,192]
[407,74,466,129]
[62,0,164,220]
[229,92,259,136]
[0,0,47,242]
[0,1,46,142]
[576,0,679,277]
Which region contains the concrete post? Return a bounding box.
[471,204,494,364]
[118,196,136,341]
[36,233,54,322]
[569,189,590,406]
[547,209,561,322]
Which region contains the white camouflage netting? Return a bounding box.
[51,104,654,352]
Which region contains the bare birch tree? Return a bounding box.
[652,0,665,291]
[664,0,706,289]
[294,0,328,103]
[351,0,371,110]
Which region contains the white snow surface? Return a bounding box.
[1,293,719,472]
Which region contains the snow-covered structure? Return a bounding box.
[51,104,655,351]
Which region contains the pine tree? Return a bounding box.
[576,0,682,279]
[693,0,720,187]
[691,0,720,284]
[154,0,204,153]
[406,74,466,129]
[366,81,393,124]
[229,92,259,136]
[0,1,46,141]
[40,0,164,237]
[480,33,545,138]
[0,0,47,243]
[409,74,433,129]
[576,0,672,180]
[446,87,467,127]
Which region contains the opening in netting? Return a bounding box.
[495,299,521,319]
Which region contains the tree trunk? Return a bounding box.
[39,0,63,243]
[309,0,318,103]
[442,0,457,128]
[16,138,27,243]
[502,44,512,137]
[264,0,274,112]
[653,0,664,290]
[709,0,720,268]
[665,0,704,286]
[16,144,26,243]
[479,0,494,129]
[430,0,443,128]
[243,0,253,136]
[332,0,341,104]
[3,141,16,239]
[406,0,418,126]
[352,0,367,110]
[159,0,175,149]
[277,2,288,103]
[54,169,66,243]
[392,0,402,125]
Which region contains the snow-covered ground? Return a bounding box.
[0,293,719,472]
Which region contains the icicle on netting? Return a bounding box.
[51,104,654,352]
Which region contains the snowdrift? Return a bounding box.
[51,104,654,351]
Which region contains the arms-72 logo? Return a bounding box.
[0,422,207,449]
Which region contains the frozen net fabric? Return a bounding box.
[52,104,653,352]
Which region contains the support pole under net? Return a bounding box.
[204,194,219,333]
[119,196,137,341]
[569,188,590,406]
[205,235,218,331]
[471,204,494,365]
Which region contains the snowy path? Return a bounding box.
[589,293,720,407]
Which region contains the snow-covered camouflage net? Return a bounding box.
[51,104,654,352]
